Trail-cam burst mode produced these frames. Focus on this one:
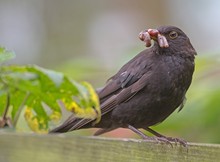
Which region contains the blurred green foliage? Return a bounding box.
[0,47,100,133]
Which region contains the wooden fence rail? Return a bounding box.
[0,132,220,162]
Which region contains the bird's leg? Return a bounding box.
[127,125,151,139]
[127,125,172,146]
[144,127,188,147]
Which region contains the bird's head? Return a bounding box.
[139,26,197,55]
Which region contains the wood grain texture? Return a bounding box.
[0,132,220,162]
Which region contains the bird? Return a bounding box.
[50,25,197,146]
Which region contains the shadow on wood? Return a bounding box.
[0,132,220,162]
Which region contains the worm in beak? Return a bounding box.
[139,29,169,48]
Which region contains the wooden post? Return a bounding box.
[0,132,219,162]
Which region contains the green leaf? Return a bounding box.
[0,63,100,132]
[33,66,64,87]
[0,47,15,63]
[24,106,48,133]
[10,90,27,120]
[0,92,7,116]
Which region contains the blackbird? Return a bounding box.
[50,26,197,146]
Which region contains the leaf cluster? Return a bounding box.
[0,47,100,133]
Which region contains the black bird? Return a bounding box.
[50,26,196,146]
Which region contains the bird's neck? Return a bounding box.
[158,46,196,61]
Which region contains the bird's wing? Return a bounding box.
[65,72,152,131]
[98,70,138,99]
[50,50,153,133]
[99,51,151,100]
[100,72,152,115]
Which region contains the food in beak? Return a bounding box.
[139,29,169,48]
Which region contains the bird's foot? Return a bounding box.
[139,133,172,146]
[144,136,187,148]
[143,127,188,147]
[149,136,173,147]
[162,136,188,147]
[153,136,188,148]
[128,125,187,148]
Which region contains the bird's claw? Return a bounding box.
[141,135,173,147]
[164,136,188,147]
[142,135,188,148]
[153,136,173,147]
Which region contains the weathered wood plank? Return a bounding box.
[0,132,220,162]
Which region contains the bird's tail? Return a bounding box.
[49,87,113,134]
[49,115,92,133]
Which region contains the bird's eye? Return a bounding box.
[169,31,178,39]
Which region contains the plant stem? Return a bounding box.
[0,92,10,128]
[2,92,10,120]
[12,92,30,127]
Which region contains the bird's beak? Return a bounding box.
[139,29,169,48]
